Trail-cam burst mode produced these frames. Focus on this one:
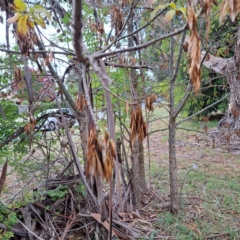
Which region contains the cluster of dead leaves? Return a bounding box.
[8,0,50,37]
[130,104,147,145]
[129,55,137,65]
[110,6,123,37]
[89,18,105,35]
[186,0,239,93]
[15,22,39,54]
[14,66,23,84]
[220,0,240,22]
[145,93,157,111]
[119,53,127,65]
[7,0,50,54]
[75,95,87,112]
[187,5,201,93]
[86,130,116,182]
[24,116,36,134]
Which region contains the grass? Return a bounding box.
[146,106,240,239]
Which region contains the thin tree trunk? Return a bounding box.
[131,138,142,208]
[168,20,179,213]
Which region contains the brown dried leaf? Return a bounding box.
[145,93,157,111]
[75,94,87,111]
[24,122,35,134]
[14,66,23,84]
[220,0,240,22]
[187,6,201,93]
[187,5,197,31]
[205,0,214,43]
[86,130,115,182]
[130,104,147,144]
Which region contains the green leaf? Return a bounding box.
[168,2,176,9]
[17,14,29,37]
[177,7,187,19]
[33,14,46,28]
[150,4,166,20]
[31,5,51,19]
[14,0,27,12]
[164,9,176,22]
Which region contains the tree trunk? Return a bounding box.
[168,118,179,213]
[203,26,240,132]
[131,138,142,208]
[168,19,180,213]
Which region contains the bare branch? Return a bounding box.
[104,61,153,69]
[72,0,86,63]
[0,48,74,55]
[93,25,187,59]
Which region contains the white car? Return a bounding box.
[36,108,76,131]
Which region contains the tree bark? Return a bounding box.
[131,138,142,208]
[202,26,240,131]
[168,20,180,213]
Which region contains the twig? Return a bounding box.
[17,219,44,240]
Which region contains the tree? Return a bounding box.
[0,0,239,237]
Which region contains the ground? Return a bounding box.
[1,105,240,239]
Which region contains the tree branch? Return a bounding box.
[92,25,188,59]
[72,0,87,63]
[104,61,153,69]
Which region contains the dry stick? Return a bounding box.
[81,66,97,127]
[17,219,44,240]
[117,99,130,177]
[0,48,74,55]
[98,59,122,238]
[104,61,153,69]
[52,85,99,211]
[145,110,151,187]
[93,60,123,213]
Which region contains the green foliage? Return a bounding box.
[185,76,228,118]
[75,182,87,197]
[0,101,18,120]
[0,230,14,240]
[46,185,68,201]
[0,204,18,231]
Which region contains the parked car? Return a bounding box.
[36,108,76,131]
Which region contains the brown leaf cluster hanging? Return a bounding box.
[204,0,215,43]
[14,66,23,84]
[220,0,240,22]
[89,18,105,35]
[24,116,36,134]
[145,93,157,111]
[75,94,87,112]
[15,27,39,55]
[110,6,123,37]
[187,5,201,93]
[86,130,116,182]
[130,104,147,145]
